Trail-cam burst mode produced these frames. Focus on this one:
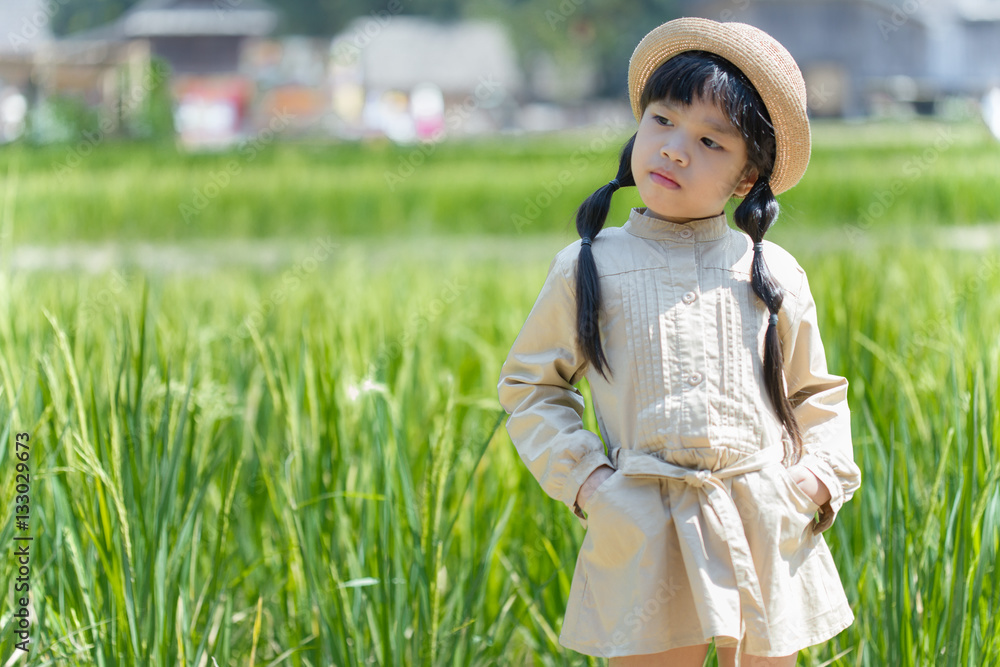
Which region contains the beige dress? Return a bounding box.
[496,207,861,659]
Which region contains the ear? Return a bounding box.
[733,167,759,198]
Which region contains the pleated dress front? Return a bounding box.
[497,207,861,658]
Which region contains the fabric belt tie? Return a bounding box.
[613,446,784,663]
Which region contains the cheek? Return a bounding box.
[632,127,658,168]
[714,156,747,185]
[630,139,649,177]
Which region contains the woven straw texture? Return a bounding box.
[627,17,810,195]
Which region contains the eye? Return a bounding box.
[653,114,673,126]
[702,137,722,149]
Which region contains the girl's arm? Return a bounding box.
[497,250,614,519]
[782,268,862,534]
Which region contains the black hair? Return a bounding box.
[574,50,803,465]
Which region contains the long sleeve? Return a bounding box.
[782,268,861,534]
[497,249,614,517]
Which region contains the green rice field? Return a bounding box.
[2,117,998,243]
[0,117,998,665]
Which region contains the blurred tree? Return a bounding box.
[465,0,679,98]
[119,56,176,141]
[48,0,140,36]
[272,0,389,36]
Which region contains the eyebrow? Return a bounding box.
[652,100,742,138]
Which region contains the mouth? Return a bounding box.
[650,170,680,189]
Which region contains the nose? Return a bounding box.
[661,132,690,166]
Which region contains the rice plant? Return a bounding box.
[0,122,998,665]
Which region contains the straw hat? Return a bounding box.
[628,17,810,195]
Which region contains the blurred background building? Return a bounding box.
[684,0,1000,118]
[1,0,999,148]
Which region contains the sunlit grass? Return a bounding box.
[0,118,997,663]
[0,229,997,663]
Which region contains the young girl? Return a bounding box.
[497,17,861,667]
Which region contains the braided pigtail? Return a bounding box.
[734,176,803,465]
[574,134,637,381]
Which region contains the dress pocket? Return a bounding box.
[775,464,821,514]
[768,465,821,559]
[582,469,619,516]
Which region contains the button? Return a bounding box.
[688,372,703,386]
[682,291,697,304]
[679,228,693,238]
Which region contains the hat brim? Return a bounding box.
[628,17,810,195]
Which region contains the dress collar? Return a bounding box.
[622,207,730,242]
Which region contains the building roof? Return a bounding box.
[123,0,279,37]
[953,0,1000,21]
[62,0,279,42]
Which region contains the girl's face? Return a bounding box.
[631,96,758,224]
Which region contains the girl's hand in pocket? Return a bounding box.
[788,464,831,507]
[577,465,616,511]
